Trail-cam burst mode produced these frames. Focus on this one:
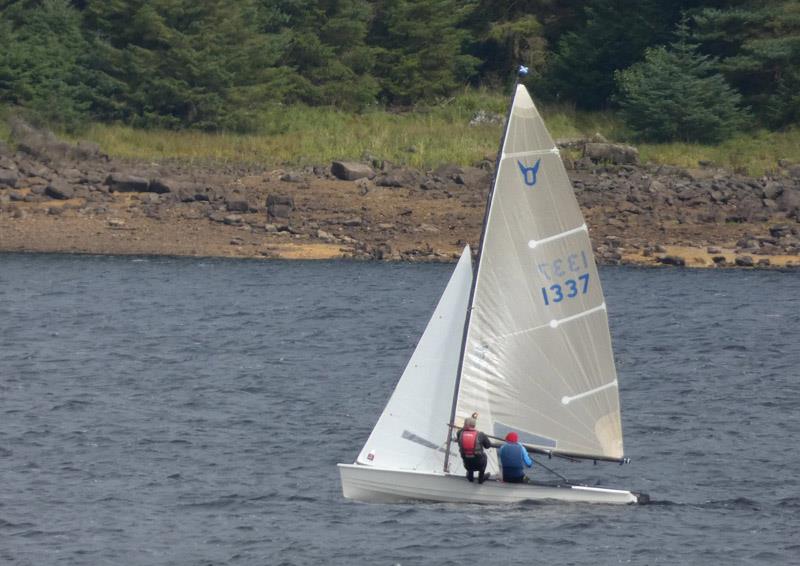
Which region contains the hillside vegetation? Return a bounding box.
[1,0,798,171]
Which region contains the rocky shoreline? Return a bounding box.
[1,121,799,268]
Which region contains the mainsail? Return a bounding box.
[452,85,624,463]
[356,247,472,473]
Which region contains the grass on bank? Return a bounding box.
[3,90,798,176]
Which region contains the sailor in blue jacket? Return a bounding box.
[499,431,533,483]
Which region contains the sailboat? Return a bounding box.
[338,76,645,505]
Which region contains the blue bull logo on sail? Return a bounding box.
[517,158,541,187]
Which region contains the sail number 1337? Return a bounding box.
[541,273,589,306]
[538,251,591,307]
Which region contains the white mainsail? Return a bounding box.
[356,247,472,473]
[453,85,624,461]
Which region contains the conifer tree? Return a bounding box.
[691,1,800,126]
[272,0,379,109]
[370,0,479,104]
[548,0,689,108]
[615,22,748,143]
[0,0,92,130]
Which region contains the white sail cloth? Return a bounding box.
[454,85,624,460]
[356,247,472,473]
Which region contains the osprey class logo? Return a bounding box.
[518,158,541,187]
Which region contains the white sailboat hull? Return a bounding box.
[338,463,641,505]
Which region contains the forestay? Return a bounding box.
[356,247,472,473]
[453,85,624,461]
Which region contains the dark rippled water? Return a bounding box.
[1,254,799,565]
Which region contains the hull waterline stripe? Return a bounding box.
[528,224,587,249]
[561,379,618,405]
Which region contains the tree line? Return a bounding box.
[0,0,797,143]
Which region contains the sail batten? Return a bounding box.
[452,84,625,462]
[503,148,559,159]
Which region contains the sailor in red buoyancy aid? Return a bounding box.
[456,414,493,484]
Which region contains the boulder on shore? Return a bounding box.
[105,173,150,192]
[584,143,639,165]
[267,194,294,219]
[330,161,374,181]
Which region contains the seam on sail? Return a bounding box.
[561,380,618,405]
[502,147,559,159]
[528,224,587,249]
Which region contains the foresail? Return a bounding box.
[454,85,624,460]
[357,247,472,473]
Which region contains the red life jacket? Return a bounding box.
[459,429,480,457]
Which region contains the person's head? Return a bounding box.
[505,431,519,443]
[464,417,476,430]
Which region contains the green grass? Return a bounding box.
[5,91,795,175]
[64,94,632,169]
[638,128,800,176]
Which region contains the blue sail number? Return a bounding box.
[541,273,590,306]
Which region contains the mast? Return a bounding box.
[442,68,525,473]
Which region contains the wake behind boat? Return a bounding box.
[339,72,646,505]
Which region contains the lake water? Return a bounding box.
[1,254,799,565]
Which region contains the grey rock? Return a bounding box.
[454,166,489,187]
[762,198,778,210]
[419,179,443,191]
[267,194,294,219]
[657,255,686,267]
[226,198,250,213]
[762,181,784,200]
[556,138,587,150]
[45,181,75,200]
[432,164,464,180]
[0,155,16,170]
[735,256,755,267]
[280,172,303,183]
[769,225,792,238]
[374,172,408,188]
[0,169,19,188]
[105,173,150,192]
[340,217,363,227]
[584,143,639,165]
[148,178,177,194]
[268,204,292,219]
[316,229,334,241]
[330,161,374,181]
[10,118,104,163]
[776,188,800,213]
[223,214,243,225]
[74,141,104,160]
